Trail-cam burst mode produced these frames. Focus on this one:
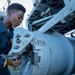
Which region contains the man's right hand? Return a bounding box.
[6,58,22,67]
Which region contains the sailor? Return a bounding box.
[0,3,26,75]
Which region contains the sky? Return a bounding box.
[0,0,33,28]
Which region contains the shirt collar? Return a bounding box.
[0,20,14,39]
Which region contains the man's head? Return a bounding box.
[6,3,26,27]
[7,3,26,13]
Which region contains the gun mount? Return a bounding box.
[9,27,75,75]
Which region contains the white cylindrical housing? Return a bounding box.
[31,31,74,75]
[9,28,75,75]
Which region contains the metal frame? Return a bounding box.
[26,0,75,34]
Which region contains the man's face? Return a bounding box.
[9,10,24,27]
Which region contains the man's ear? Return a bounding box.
[7,12,11,18]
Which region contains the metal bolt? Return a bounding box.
[24,34,30,37]
[14,45,20,49]
[16,39,21,44]
[15,34,21,38]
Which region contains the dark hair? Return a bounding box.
[7,3,26,13]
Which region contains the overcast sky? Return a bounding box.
[0,0,33,28]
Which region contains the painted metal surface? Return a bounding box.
[9,27,75,75]
[9,27,34,55]
[31,31,74,75]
